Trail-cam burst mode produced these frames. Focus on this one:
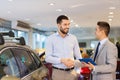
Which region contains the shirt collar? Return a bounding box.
[99,38,108,46]
[56,32,69,37]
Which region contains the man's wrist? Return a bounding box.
[60,58,65,63]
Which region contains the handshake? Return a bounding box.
[61,58,95,69]
[61,58,75,68]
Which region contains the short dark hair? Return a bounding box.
[56,15,69,24]
[97,21,110,36]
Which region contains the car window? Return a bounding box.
[0,49,20,79]
[11,48,39,76]
[30,51,42,68]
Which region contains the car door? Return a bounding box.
[11,47,48,80]
[0,48,20,79]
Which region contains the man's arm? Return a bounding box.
[45,38,61,64]
[45,38,74,68]
[74,37,82,59]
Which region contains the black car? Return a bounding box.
[0,31,51,80]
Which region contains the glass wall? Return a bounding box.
[33,32,47,49]
[90,41,98,49]
[0,27,28,45]
[12,30,28,45]
[0,26,47,50]
[0,27,11,32]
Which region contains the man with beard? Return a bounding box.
[45,15,82,80]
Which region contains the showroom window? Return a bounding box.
[33,32,47,49]
[0,27,11,32]
[12,30,28,45]
[90,41,98,49]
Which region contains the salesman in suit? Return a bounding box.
[85,21,118,80]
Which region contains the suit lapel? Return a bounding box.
[97,44,105,57]
[96,40,109,59]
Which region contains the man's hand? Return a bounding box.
[82,62,94,70]
[74,60,90,68]
[61,58,74,68]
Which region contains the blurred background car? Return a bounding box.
[0,31,51,80]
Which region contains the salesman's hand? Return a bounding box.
[88,62,94,70]
[74,60,94,68]
[82,62,94,70]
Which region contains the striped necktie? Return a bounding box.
[93,42,100,61]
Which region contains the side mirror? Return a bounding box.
[1,75,20,80]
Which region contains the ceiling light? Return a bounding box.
[108,19,112,21]
[56,9,62,12]
[109,12,114,14]
[25,18,30,21]
[70,20,73,23]
[8,0,13,2]
[37,23,41,26]
[109,7,116,10]
[75,24,79,27]
[71,4,85,8]
[49,3,54,6]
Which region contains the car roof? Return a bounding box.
[0,31,31,51]
[0,42,30,49]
